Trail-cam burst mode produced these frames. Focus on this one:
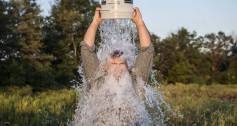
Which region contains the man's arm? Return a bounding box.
[133,8,151,48]
[83,8,101,47]
[132,8,154,82]
[81,8,101,80]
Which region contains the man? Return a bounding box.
[81,7,153,90]
[77,7,154,125]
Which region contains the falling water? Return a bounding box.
[71,19,171,126]
[97,19,138,68]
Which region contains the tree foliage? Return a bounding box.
[153,28,237,84]
[42,0,95,85]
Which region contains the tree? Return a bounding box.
[13,0,52,69]
[5,0,55,87]
[204,32,234,84]
[227,37,237,83]
[0,0,22,86]
[155,28,199,83]
[0,0,20,61]
[43,0,95,85]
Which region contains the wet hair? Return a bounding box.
[110,50,124,58]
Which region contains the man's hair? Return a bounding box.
[110,50,124,58]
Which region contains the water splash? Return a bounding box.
[72,70,151,125]
[97,19,138,68]
[72,19,171,126]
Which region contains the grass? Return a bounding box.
[160,83,237,126]
[0,84,236,126]
[0,86,77,126]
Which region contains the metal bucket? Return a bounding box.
[100,0,134,19]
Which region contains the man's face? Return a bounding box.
[107,56,128,79]
[109,56,126,65]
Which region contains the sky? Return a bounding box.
[38,0,237,38]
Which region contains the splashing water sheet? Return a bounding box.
[71,19,172,126]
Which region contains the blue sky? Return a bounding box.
[38,0,237,38]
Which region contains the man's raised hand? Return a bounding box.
[92,7,102,27]
[132,7,144,26]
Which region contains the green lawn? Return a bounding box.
[0,84,236,126]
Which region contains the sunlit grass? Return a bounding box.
[0,84,236,126]
[161,83,237,126]
[0,86,77,126]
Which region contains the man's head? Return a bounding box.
[106,50,128,79]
